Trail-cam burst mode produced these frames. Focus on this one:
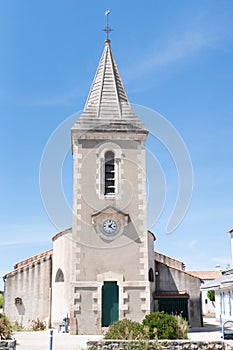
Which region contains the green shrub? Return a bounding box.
[0,293,3,309]
[142,312,188,340]
[0,313,13,339]
[104,319,148,340]
[207,290,215,302]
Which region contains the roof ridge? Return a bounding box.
[108,43,122,118]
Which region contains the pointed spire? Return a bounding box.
[82,39,132,119]
[73,40,147,134]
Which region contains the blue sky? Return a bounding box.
[1,0,233,290]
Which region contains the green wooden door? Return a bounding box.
[102,282,119,327]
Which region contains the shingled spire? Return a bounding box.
[83,39,131,119]
[72,39,147,133]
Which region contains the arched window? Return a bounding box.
[105,151,115,195]
[148,268,154,282]
[55,268,64,282]
[15,297,22,305]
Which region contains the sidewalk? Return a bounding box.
[188,316,222,341]
[14,331,103,350]
[13,317,226,350]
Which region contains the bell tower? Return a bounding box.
[70,38,154,334]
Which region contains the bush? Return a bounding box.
[103,314,188,341]
[207,290,215,302]
[0,293,3,309]
[174,315,188,339]
[12,321,24,332]
[142,312,188,340]
[29,318,46,331]
[104,319,148,340]
[0,313,13,340]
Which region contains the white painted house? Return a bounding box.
[189,268,222,315]
[201,229,233,323]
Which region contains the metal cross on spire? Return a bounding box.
[103,9,113,40]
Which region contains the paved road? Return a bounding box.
[13,317,227,350]
[15,331,103,350]
[188,317,222,341]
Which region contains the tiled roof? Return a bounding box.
[52,227,72,242]
[3,249,53,279]
[188,271,222,280]
[155,251,185,270]
[14,249,53,269]
[201,271,233,289]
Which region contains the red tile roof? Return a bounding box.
[3,249,53,279]
[187,270,222,280]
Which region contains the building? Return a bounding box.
[154,252,202,324]
[3,38,202,333]
[188,268,222,316]
[201,229,233,323]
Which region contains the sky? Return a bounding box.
[1,0,233,290]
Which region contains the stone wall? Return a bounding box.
[0,340,16,350]
[154,252,185,270]
[87,340,233,350]
[154,261,202,327]
[4,253,52,328]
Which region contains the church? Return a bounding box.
[3,36,202,334]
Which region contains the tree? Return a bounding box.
[0,293,3,309]
[207,290,215,302]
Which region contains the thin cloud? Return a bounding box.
[125,13,232,80]
[139,32,206,72]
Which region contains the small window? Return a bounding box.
[148,268,154,282]
[105,151,115,195]
[205,299,208,304]
[55,268,64,282]
[15,297,22,305]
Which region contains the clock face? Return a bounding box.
[103,219,117,234]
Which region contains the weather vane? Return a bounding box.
[103,9,113,40]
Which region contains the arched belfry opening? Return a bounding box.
[104,151,115,195]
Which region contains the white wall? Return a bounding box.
[201,288,216,315]
[4,257,52,327]
[51,230,72,327]
[215,288,233,322]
